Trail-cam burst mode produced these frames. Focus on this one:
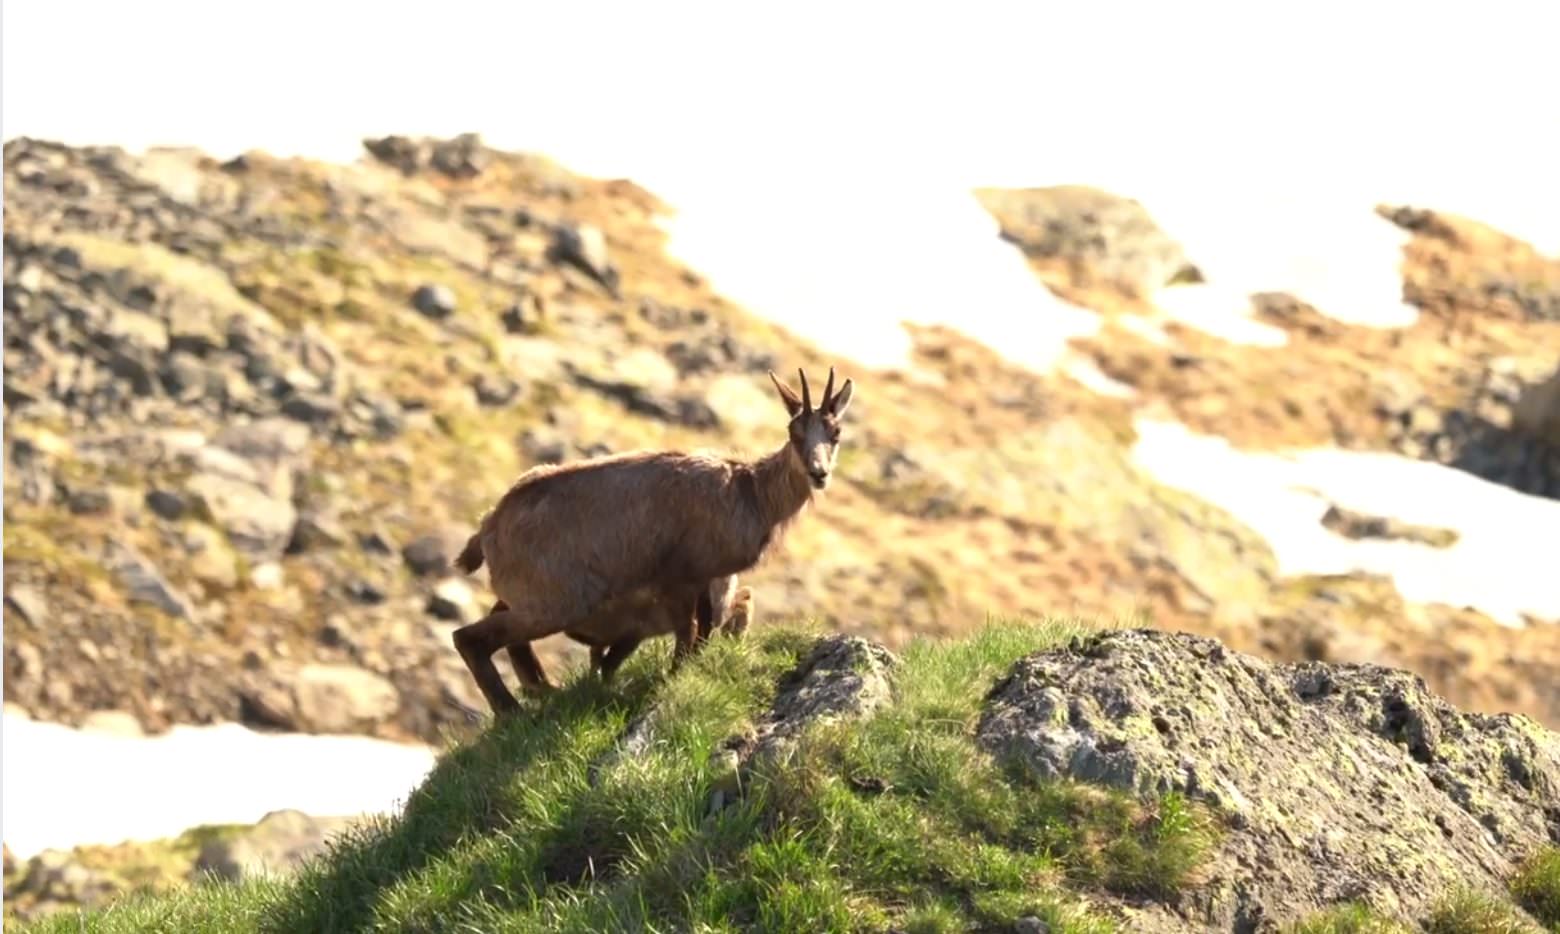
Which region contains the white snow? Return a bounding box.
[1131,419,1560,626]
[0,711,437,860]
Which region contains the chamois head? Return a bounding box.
[768,366,855,491]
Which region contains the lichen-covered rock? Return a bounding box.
[743,635,897,769]
[591,635,897,792]
[977,629,1560,931]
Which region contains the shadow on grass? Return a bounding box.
[253,663,664,934]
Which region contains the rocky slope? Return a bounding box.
[4,134,1558,750]
[10,625,1560,931]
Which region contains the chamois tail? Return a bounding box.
[453,532,485,574]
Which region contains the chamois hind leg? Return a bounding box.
[453,602,566,716]
[487,600,562,693]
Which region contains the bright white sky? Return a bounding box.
[4,0,1558,242]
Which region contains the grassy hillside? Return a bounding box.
[12,620,1208,933]
[15,619,1560,934]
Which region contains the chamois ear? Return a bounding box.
[768,370,804,417]
[825,378,854,418]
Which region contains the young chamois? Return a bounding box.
[451,365,854,715]
[483,575,755,688]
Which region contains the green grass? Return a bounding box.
[1428,888,1543,934]
[15,619,1222,934]
[1511,848,1560,932]
[1285,902,1412,934]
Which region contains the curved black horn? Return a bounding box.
[798,367,812,412]
[821,366,836,409]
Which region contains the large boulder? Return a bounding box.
[977,629,1560,931]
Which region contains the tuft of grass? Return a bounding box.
[1286,902,1413,934]
[1511,847,1560,931]
[15,618,1223,934]
[1428,887,1541,934]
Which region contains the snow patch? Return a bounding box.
[1,711,437,859]
[1130,419,1560,627]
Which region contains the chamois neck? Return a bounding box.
[750,441,813,528]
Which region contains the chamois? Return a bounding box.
[451,365,854,715]
[484,575,756,688]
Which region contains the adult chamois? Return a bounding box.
[451,365,854,715]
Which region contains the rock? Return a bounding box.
[194,809,357,881]
[1013,917,1050,934]
[472,373,520,407]
[181,524,241,590]
[976,629,1560,930]
[358,528,396,555]
[13,849,119,911]
[80,709,144,736]
[427,578,477,623]
[212,418,311,476]
[106,544,196,620]
[279,392,340,426]
[187,471,297,559]
[286,512,347,553]
[1319,504,1460,548]
[1513,363,1560,447]
[974,185,1198,296]
[346,579,387,606]
[249,562,285,590]
[401,534,454,577]
[745,635,898,770]
[242,664,400,734]
[144,488,189,520]
[363,134,488,179]
[548,223,619,295]
[500,292,545,334]
[592,635,897,789]
[5,585,49,627]
[65,486,113,516]
[411,283,457,320]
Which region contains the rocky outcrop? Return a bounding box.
[591,635,898,809]
[978,629,1560,931]
[974,185,1201,296]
